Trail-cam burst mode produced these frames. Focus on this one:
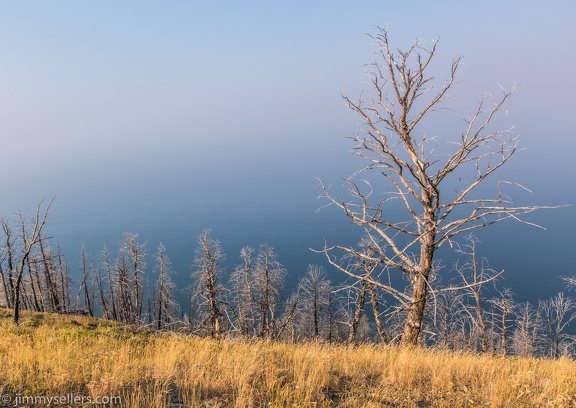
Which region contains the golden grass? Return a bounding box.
[0,309,574,407]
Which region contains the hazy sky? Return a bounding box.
[1,1,575,302]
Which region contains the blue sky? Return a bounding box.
[1,1,575,301]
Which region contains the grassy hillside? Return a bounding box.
[0,309,574,407]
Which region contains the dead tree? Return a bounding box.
[563,276,576,291]
[229,246,256,336]
[122,233,147,322]
[38,237,61,312]
[252,244,285,339]
[347,280,367,345]
[1,217,16,308]
[453,235,502,352]
[53,244,71,313]
[298,264,332,340]
[512,301,543,357]
[539,293,576,358]
[191,230,225,337]
[318,27,553,346]
[100,246,118,321]
[488,288,515,356]
[78,246,95,317]
[25,253,43,312]
[115,246,135,324]
[11,200,53,324]
[354,237,389,344]
[154,242,177,330]
[277,290,300,343]
[0,245,8,307]
[94,258,110,319]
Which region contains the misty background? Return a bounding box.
[1,1,575,304]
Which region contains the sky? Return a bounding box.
[1,1,575,303]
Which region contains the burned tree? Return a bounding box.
[453,235,502,352]
[488,288,516,356]
[154,242,177,330]
[191,230,225,337]
[252,245,285,339]
[319,28,550,346]
[229,246,257,336]
[297,265,332,340]
[5,200,53,324]
[539,293,576,358]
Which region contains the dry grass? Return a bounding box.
[0,309,574,407]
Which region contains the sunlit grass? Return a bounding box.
[0,308,574,407]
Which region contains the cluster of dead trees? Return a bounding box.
[0,200,73,323]
[2,208,574,357]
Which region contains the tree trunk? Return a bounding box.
[348,281,367,345]
[400,221,435,346]
[473,290,488,352]
[39,238,60,312]
[369,282,388,344]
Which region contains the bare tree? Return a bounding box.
[1,217,17,308]
[101,245,118,321]
[229,246,257,336]
[9,200,53,324]
[352,237,390,344]
[252,244,286,339]
[122,233,147,322]
[77,246,95,316]
[298,264,332,340]
[191,230,225,337]
[0,241,9,307]
[277,290,300,343]
[562,276,576,291]
[55,244,72,313]
[115,244,135,324]
[512,301,543,357]
[154,242,177,330]
[346,280,367,345]
[488,288,515,356]
[453,235,502,352]
[428,290,466,350]
[93,256,110,319]
[539,292,576,358]
[318,28,551,346]
[38,237,62,312]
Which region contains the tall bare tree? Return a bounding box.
[1,217,17,308]
[488,288,515,356]
[429,290,466,350]
[10,200,53,324]
[512,301,543,357]
[122,233,147,321]
[38,236,62,312]
[252,244,285,339]
[230,246,256,336]
[78,246,95,316]
[298,264,332,340]
[319,28,551,346]
[453,235,502,352]
[100,245,118,321]
[191,230,225,337]
[55,244,71,313]
[539,293,576,358]
[346,280,367,345]
[154,242,177,330]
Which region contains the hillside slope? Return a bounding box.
[0,309,574,407]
